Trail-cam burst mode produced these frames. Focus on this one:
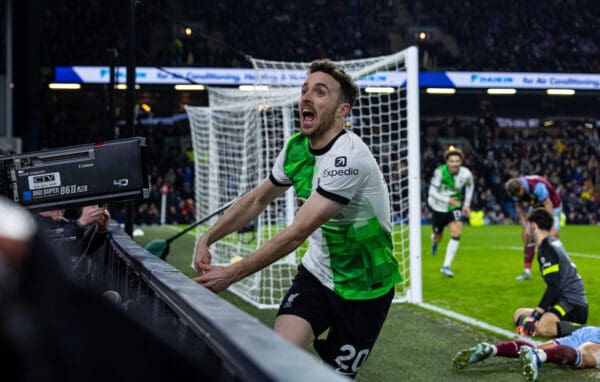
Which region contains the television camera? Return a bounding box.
[0,137,150,212]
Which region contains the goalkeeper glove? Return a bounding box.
[521,310,543,336]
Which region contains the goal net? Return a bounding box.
[186,46,421,308]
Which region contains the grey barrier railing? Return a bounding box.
[78,223,348,382]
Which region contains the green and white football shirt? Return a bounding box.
[270,130,401,300]
[427,164,474,213]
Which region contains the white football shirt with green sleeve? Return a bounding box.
[270,129,401,300]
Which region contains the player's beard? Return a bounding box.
[300,107,337,141]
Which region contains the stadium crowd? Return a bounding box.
[408,0,600,72]
[104,112,600,228]
[38,0,600,226]
[41,0,600,72]
[421,117,600,226]
[41,0,398,68]
[119,120,196,226]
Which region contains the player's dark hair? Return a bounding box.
[527,208,553,231]
[505,178,522,197]
[308,59,359,109]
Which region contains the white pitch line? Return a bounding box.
[503,247,600,259]
[416,302,541,345]
[570,252,600,259]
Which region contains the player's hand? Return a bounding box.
[193,240,212,274]
[521,228,530,244]
[520,317,537,336]
[518,310,542,337]
[193,264,233,293]
[462,205,471,218]
[448,197,460,207]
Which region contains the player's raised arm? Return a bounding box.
[193,178,288,272]
[194,192,343,292]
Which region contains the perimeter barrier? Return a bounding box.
[75,223,347,382]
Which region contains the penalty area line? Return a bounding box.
[493,247,600,259]
[416,302,541,345]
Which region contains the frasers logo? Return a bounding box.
[321,168,359,177]
[470,74,513,84]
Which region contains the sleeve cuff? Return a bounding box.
[316,186,350,205]
[269,173,292,187]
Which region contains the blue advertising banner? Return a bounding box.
[54,66,600,90]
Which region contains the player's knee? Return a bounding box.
[536,315,560,337]
[449,222,462,233]
[579,342,600,368]
[535,324,556,337]
[514,308,532,324]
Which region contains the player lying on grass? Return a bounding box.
[452,326,600,381]
[512,207,587,338]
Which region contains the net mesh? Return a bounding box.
[186,48,419,308]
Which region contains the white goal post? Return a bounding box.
[186,46,421,308]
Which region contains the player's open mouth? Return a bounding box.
[302,108,315,124]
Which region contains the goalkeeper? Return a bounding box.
[513,208,587,339]
[452,326,600,381]
[193,59,400,378]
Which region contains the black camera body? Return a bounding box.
[0,137,150,211]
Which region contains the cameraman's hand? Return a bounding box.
[97,209,111,231]
[39,209,64,222]
[78,205,106,226]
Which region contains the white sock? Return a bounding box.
[443,238,460,268]
[537,349,547,363]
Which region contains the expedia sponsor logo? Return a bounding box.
[321,167,359,177]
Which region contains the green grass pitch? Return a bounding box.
[135,224,600,381]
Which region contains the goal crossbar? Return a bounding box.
[186,46,421,308]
